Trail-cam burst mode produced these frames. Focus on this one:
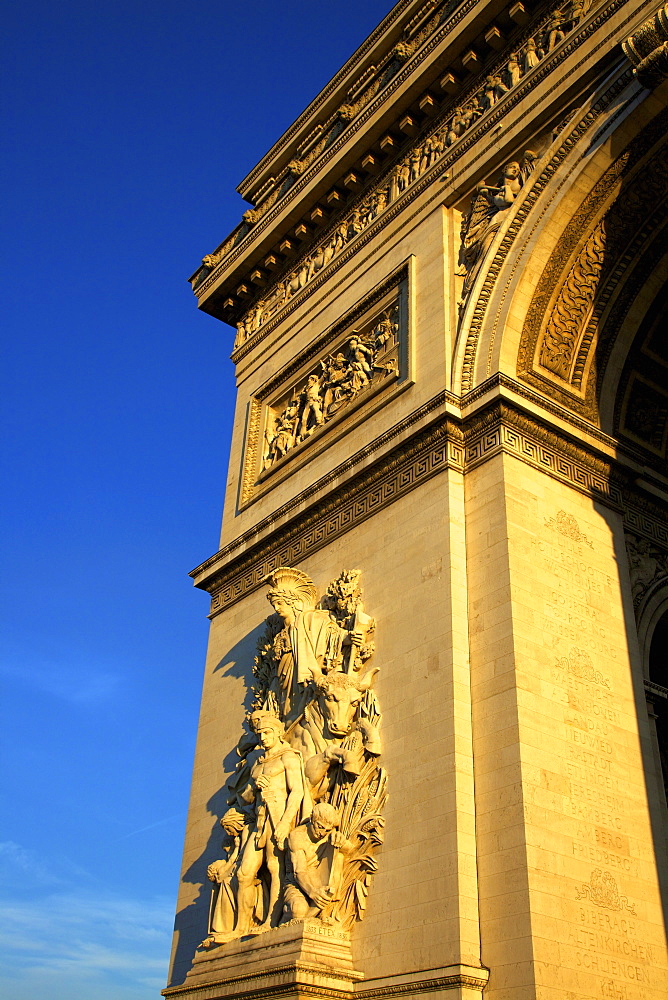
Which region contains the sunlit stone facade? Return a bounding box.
[164,3,668,999]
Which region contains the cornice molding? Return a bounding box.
[162,961,359,1000]
[623,490,668,550]
[200,416,461,617]
[237,0,416,199]
[463,372,618,449]
[162,965,490,1000]
[194,0,482,296]
[232,45,627,364]
[193,391,453,583]
[356,968,490,997]
[190,390,668,616]
[464,400,622,505]
[195,0,635,319]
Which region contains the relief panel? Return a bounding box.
[240,266,410,508]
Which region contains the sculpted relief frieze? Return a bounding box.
[199,567,386,950]
[241,274,407,506]
[262,307,400,472]
[219,0,602,347]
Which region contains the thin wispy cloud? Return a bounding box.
[120,814,182,839]
[0,656,120,704]
[0,841,64,888]
[0,843,173,1000]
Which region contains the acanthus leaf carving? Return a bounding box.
[533,144,668,391]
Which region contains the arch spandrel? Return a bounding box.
[452,70,668,426]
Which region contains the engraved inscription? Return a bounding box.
[527,523,653,938]
[532,534,616,656]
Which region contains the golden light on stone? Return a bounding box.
[170,3,668,1000]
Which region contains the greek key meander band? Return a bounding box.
[197,390,668,618]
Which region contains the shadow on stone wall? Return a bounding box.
[168,622,264,987]
[595,498,668,936]
[588,207,668,932]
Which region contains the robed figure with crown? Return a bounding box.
[264,567,345,720]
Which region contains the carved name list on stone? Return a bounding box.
[226,0,598,345]
[262,305,400,472]
[532,529,617,658]
[199,567,386,951]
[527,521,641,895]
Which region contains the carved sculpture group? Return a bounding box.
[625,534,668,613]
[457,150,538,309]
[262,307,399,471]
[200,567,386,949]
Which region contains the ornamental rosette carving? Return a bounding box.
[199,567,386,951]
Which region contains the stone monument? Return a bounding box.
[163,3,668,999]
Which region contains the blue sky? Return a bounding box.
[1,2,391,997]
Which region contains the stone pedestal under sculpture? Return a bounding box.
[170,921,363,1000]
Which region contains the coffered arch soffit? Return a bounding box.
[452,75,668,428]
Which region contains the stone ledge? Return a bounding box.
[162,951,489,1000]
[357,964,490,996]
